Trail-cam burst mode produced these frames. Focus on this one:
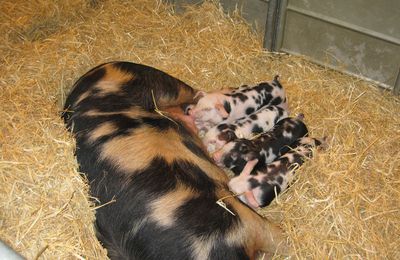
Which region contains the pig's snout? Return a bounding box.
[212,149,223,163]
[205,140,217,153]
[206,139,227,154]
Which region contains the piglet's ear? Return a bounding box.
[215,103,229,118]
[194,91,206,100]
[226,130,237,142]
[219,130,237,142]
[296,113,305,120]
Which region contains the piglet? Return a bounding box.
[213,114,308,175]
[203,105,288,153]
[191,76,288,134]
[229,136,328,208]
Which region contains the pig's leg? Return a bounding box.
[237,159,260,208]
[212,149,223,163]
[215,103,229,118]
[230,176,260,209]
[244,190,260,209]
[239,159,259,176]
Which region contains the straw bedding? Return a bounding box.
[1,0,399,259]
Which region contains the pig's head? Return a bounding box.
[203,123,238,153]
[296,136,329,150]
[212,139,259,170]
[191,91,230,128]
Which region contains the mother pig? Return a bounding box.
[62,61,289,259]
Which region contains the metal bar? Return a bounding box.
[263,0,278,51]
[274,0,288,52]
[286,5,400,46]
[394,68,400,95]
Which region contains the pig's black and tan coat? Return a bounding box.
[62,61,289,260]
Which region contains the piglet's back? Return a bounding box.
[192,76,288,131]
[224,76,288,122]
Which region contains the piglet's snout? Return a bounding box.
[212,150,223,163]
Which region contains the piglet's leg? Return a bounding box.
[244,190,260,209]
[230,159,260,208]
[240,159,259,176]
[215,103,229,118]
[237,159,260,208]
[229,176,260,208]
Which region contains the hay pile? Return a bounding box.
[1,0,399,258]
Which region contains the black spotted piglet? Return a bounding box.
[190,76,288,134]
[229,136,328,208]
[213,114,308,175]
[203,105,288,153]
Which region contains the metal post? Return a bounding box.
[394,68,400,95]
[263,0,288,52]
[274,0,288,52]
[264,0,277,51]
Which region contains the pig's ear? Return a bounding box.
[183,104,195,115]
[194,91,206,100]
[219,130,237,142]
[319,136,329,149]
[226,130,237,142]
[215,103,229,118]
[296,113,305,120]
